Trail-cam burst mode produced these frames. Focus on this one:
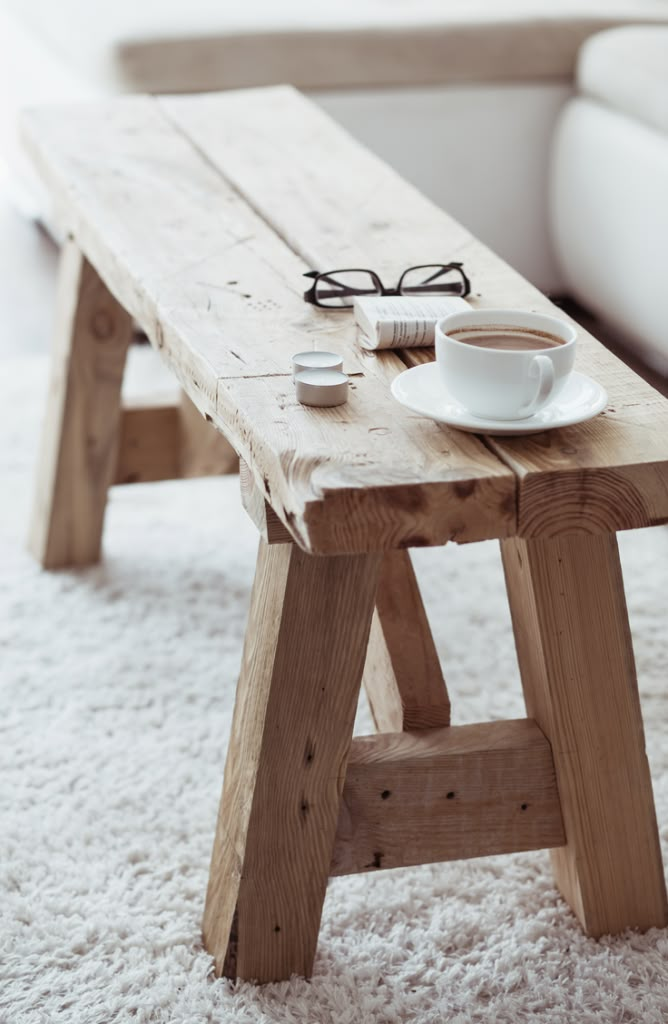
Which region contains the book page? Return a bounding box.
[354,296,470,349]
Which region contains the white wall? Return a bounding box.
[316,82,572,294]
[0,7,570,295]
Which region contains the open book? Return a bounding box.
[354,295,471,350]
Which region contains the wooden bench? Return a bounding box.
[23,85,668,984]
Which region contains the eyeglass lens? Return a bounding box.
[399,265,466,295]
[313,270,381,307]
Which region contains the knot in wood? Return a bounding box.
[91,311,114,340]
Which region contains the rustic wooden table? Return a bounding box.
[24,86,668,985]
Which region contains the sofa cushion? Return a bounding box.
[577,25,668,135]
[550,97,668,374]
[5,0,668,93]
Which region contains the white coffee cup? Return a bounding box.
[435,308,577,420]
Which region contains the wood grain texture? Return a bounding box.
[115,394,239,485]
[501,532,668,936]
[331,719,565,876]
[203,540,381,982]
[21,95,517,553]
[22,97,361,404]
[29,239,132,567]
[23,88,668,968]
[418,346,668,536]
[161,86,668,537]
[118,14,668,94]
[239,459,294,544]
[216,372,515,552]
[178,392,239,478]
[238,473,450,731]
[114,398,180,485]
[362,550,450,732]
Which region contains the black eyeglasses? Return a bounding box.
[303,263,471,309]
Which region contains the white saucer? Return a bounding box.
[391,363,608,435]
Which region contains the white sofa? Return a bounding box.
[1,2,667,370]
[551,26,668,375]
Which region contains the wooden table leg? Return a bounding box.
[501,532,668,936]
[178,391,239,478]
[203,540,381,982]
[362,549,450,732]
[29,240,133,568]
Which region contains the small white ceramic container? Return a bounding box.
[435,308,577,420]
[292,351,343,378]
[295,368,349,407]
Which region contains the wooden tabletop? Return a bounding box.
[22,86,668,554]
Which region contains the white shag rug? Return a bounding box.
[2,354,668,1024]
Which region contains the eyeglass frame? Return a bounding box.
[303,262,472,309]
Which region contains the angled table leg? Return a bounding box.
[501,532,667,936]
[238,468,450,732]
[29,240,133,568]
[203,540,381,982]
[178,391,239,477]
[362,549,450,732]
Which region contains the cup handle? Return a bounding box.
[518,355,556,417]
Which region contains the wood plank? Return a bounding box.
[237,474,451,727]
[21,96,517,554]
[178,392,238,478]
[161,86,668,536]
[406,348,668,536]
[118,11,668,94]
[362,550,450,732]
[217,372,515,552]
[21,96,358,420]
[331,719,565,876]
[159,88,470,279]
[29,239,132,567]
[203,540,381,982]
[238,470,450,729]
[239,459,294,544]
[501,532,668,936]
[114,398,180,485]
[115,396,239,484]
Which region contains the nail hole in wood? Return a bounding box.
[381,790,391,800]
[521,803,529,811]
[274,925,281,933]
[446,791,455,800]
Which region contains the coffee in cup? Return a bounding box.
[447,325,566,352]
[435,309,577,420]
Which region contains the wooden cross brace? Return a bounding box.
[195,467,666,983]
